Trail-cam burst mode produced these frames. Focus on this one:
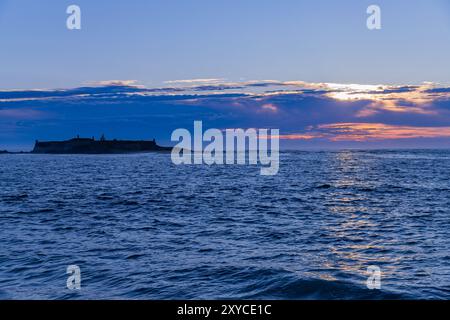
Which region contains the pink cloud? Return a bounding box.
[276,123,450,142]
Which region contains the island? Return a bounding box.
[30,135,172,154]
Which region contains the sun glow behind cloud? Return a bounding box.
[324,83,384,101]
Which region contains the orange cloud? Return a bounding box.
[276,123,450,142]
[322,123,450,141]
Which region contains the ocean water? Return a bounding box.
[1,150,450,300]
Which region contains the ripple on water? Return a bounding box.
[0,150,450,299]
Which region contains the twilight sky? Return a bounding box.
[0,0,450,149]
[0,0,449,87]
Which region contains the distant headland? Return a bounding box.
[1,135,172,154]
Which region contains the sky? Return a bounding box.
[1,0,450,88]
[0,0,450,150]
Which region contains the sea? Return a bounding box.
[1,150,450,299]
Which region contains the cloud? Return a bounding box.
[259,103,278,113]
[268,133,323,140]
[426,87,450,94]
[164,78,226,85]
[3,79,448,107]
[0,108,46,120]
[278,123,450,141]
[85,80,142,87]
[193,85,245,91]
[2,79,450,148]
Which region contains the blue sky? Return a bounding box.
[0,1,450,150]
[0,0,449,88]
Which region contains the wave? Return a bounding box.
[129,265,408,300]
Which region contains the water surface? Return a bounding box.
[1,150,450,299]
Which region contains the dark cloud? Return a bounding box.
[425,87,450,94]
[1,82,450,149]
